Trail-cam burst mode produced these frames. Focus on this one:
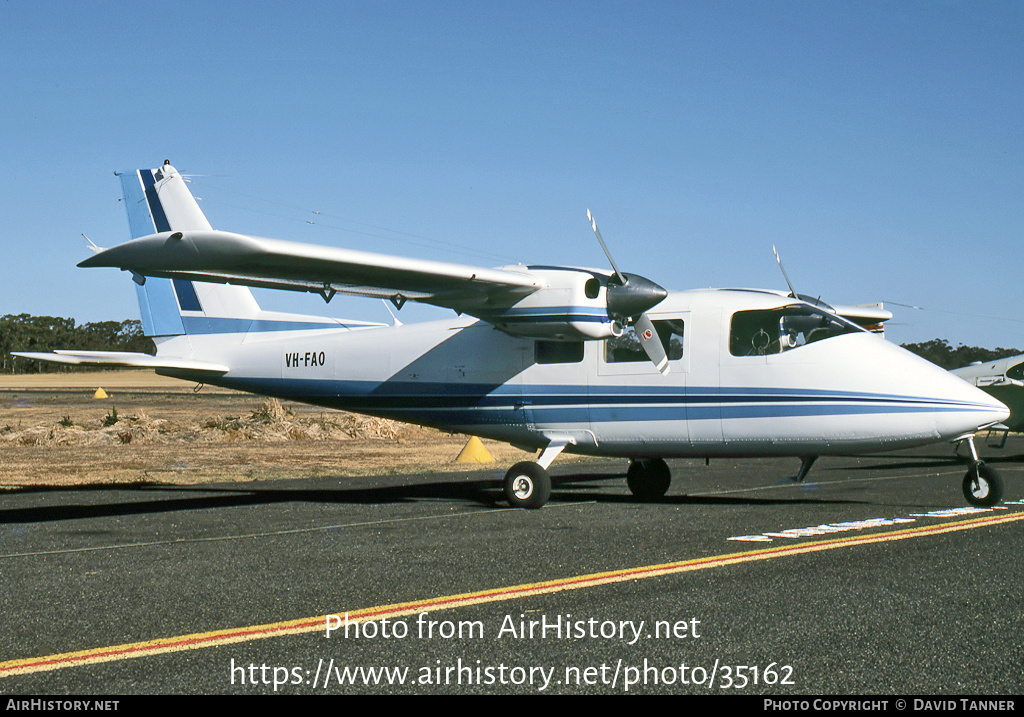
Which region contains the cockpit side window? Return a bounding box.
[729,306,862,356]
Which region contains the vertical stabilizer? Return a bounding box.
[117,162,260,337]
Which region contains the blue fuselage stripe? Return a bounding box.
[203,378,990,426]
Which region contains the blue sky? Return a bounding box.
[2,1,1021,348]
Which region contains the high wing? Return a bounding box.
[829,303,890,333]
[792,300,891,333]
[79,230,541,311]
[79,229,669,345]
[755,291,892,333]
[72,165,882,369]
[769,247,892,332]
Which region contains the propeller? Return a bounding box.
[633,313,670,374]
[772,246,892,331]
[587,210,670,374]
[773,245,838,311]
[773,245,797,298]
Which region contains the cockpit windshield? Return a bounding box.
[729,305,864,356]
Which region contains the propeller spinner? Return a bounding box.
[587,210,670,374]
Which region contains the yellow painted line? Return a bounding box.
[3,509,1022,678]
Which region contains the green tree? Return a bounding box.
[0,314,154,373]
[900,339,1021,370]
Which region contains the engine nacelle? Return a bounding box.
[476,267,638,341]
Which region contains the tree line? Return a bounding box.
[898,339,1021,371]
[0,314,154,373]
[0,313,1020,374]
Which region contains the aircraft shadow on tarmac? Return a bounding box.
[1,469,865,524]
[846,450,1024,472]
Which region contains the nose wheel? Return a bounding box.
[963,461,1003,508]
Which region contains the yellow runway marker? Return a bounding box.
[3,510,1022,678]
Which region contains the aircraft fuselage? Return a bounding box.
[162,288,1006,461]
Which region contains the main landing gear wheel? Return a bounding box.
[963,462,1003,508]
[503,461,551,510]
[626,458,672,502]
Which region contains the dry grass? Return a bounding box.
[3,398,407,447]
[0,372,567,488]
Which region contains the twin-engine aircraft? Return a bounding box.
[18,163,1010,509]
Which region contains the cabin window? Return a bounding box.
[535,340,584,364]
[605,319,685,363]
[729,306,862,356]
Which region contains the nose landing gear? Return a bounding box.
[960,435,1004,508]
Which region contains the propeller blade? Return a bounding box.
[634,313,670,375]
[82,234,104,254]
[586,210,667,317]
[773,245,797,298]
[587,210,627,286]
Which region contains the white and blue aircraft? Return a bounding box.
[17,163,1011,509]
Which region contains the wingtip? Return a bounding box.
[77,254,104,268]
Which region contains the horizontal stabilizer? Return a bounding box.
[14,351,229,374]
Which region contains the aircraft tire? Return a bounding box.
[504,461,551,510]
[963,462,1003,508]
[627,458,672,501]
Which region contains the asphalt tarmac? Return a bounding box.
[2,438,1023,695]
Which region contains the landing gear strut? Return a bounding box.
[960,435,1003,508]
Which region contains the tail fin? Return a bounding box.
[15,163,378,374]
[118,162,260,337]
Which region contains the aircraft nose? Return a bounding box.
[933,373,1010,439]
[876,338,1010,443]
[976,391,1008,428]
